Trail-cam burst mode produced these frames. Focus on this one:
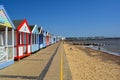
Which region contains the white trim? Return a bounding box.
[5,27,8,61]
[19,23,30,33]
[32,25,37,33]
[12,29,14,60]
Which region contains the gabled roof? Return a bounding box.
[12,20,23,29]
[46,31,49,36]
[0,5,15,29]
[29,25,34,31]
[43,30,46,36]
[29,25,39,34]
[38,26,43,34]
[12,19,31,33]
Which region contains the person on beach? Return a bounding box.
[98,45,100,50]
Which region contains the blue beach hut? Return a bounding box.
[0,5,15,69]
[43,31,47,48]
[30,25,39,52]
[38,27,44,49]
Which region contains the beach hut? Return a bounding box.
[53,35,57,44]
[49,34,54,45]
[49,34,53,45]
[46,32,50,46]
[56,36,60,42]
[38,27,44,49]
[0,5,15,69]
[13,19,32,60]
[30,25,39,52]
[50,34,56,44]
[43,31,47,48]
[49,33,52,45]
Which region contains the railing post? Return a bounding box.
[5,27,8,61]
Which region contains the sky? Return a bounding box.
[0,0,120,37]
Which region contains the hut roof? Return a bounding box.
[0,5,15,29]
[12,19,31,33]
[38,26,43,33]
[12,20,23,28]
[29,25,34,31]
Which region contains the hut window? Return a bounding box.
[32,34,34,44]
[18,32,22,45]
[26,33,30,44]
[8,31,12,45]
[21,32,24,45]
[28,34,31,44]
[43,36,45,42]
[35,34,37,44]
[37,34,39,44]
[18,32,20,45]
[20,32,22,45]
[14,31,17,45]
[40,34,43,44]
[28,34,30,44]
[0,32,4,46]
[24,33,27,44]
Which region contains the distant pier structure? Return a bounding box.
[65,37,113,47]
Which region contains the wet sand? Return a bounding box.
[64,43,120,80]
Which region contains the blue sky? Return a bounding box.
[0,0,120,37]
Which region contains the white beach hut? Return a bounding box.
[0,5,15,69]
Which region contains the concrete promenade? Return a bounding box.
[0,42,72,80]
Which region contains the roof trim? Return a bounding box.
[0,5,15,29]
[17,19,31,33]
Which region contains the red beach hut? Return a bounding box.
[13,19,32,60]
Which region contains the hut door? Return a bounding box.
[0,32,6,63]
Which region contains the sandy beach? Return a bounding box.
[64,43,120,80]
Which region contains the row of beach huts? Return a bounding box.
[0,5,64,69]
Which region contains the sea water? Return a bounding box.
[79,38,120,56]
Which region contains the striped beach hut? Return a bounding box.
[30,25,39,52]
[13,19,32,60]
[0,5,15,69]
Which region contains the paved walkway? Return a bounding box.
[0,42,72,80]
